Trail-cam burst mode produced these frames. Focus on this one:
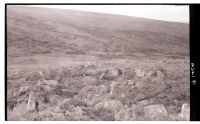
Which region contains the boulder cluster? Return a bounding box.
[8,66,190,121]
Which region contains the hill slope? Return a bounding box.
[7,6,190,121]
[7,6,189,59]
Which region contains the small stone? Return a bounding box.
[44,80,58,87]
[156,71,164,78]
[27,92,38,112]
[135,68,146,77]
[13,91,19,97]
[100,68,122,80]
[135,80,146,90]
[94,100,124,114]
[151,71,164,82]
[100,73,105,80]
[180,103,190,121]
[127,80,135,85]
[63,98,71,104]
[64,106,88,121]
[42,85,53,92]
[144,104,168,121]
[110,81,120,95]
[110,68,122,77]
[19,86,29,95]
[134,93,145,101]
[145,70,154,78]
[168,114,182,121]
[115,106,138,121]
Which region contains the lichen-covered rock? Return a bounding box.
[44,79,58,87]
[12,90,19,98]
[34,78,58,93]
[135,70,166,97]
[64,106,90,121]
[168,114,183,121]
[79,85,109,106]
[151,71,164,82]
[114,105,138,121]
[34,108,66,121]
[144,104,168,121]
[7,100,17,110]
[135,68,146,77]
[19,86,29,96]
[127,80,135,86]
[180,103,190,121]
[94,100,124,114]
[27,92,39,112]
[110,81,120,95]
[25,71,42,81]
[100,68,122,80]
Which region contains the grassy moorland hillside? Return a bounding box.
[7,6,189,59]
[7,6,189,121]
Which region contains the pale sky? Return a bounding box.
[29,5,189,23]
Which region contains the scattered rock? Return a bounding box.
[109,68,122,77]
[151,71,164,82]
[25,71,41,81]
[36,77,58,87]
[110,81,120,95]
[100,73,105,80]
[43,69,59,80]
[145,70,154,78]
[137,98,155,106]
[144,104,168,121]
[34,78,58,93]
[179,103,190,121]
[39,85,53,93]
[17,95,29,104]
[19,86,29,96]
[27,92,39,112]
[12,90,19,98]
[115,105,138,121]
[63,98,71,104]
[135,70,166,96]
[79,85,108,106]
[64,106,89,121]
[41,94,50,104]
[8,100,17,110]
[135,68,146,77]
[127,80,135,86]
[36,108,65,121]
[98,85,108,93]
[58,98,73,111]
[100,68,122,80]
[168,114,183,121]
[60,87,78,97]
[43,79,58,87]
[135,80,146,90]
[94,100,124,114]
[134,93,145,101]
[156,71,164,78]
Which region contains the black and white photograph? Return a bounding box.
[6,4,190,121]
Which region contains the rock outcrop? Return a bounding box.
[144,104,168,121]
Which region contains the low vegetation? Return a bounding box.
[7,6,189,121]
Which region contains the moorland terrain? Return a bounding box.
[7,6,189,121]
